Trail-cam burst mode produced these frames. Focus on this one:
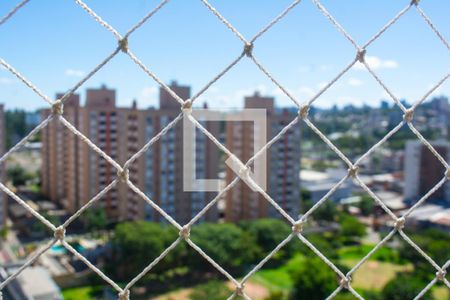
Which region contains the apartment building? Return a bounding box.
[41,83,220,223]
[142,82,220,223]
[0,105,5,229]
[404,140,450,205]
[41,94,82,213]
[225,92,301,222]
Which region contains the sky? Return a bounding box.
[0,0,449,111]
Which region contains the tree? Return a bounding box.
[188,223,259,275]
[111,221,181,281]
[0,226,8,240]
[289,257,337,300]
[7,165,34,186]
[264,291,286,300]
[301,190,312,214]
[189,281,232,300]
[358,195,374,216]
[241,219,292,265]
[30,212,59,236]
[381,273,434,300]
[399,229,450,280]
[314,201,337,222]
[82,207,107,232]
[5,109,27,149]
[339,215,366,240]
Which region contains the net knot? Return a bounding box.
[403,108,414,123]
[395,217,405,230]
[339,277,351,289]
[235,284,245,297]
[238,165,251,180]
[348,166,359,177]
[52,100,64,115]
[356,49,366,63]
[179,225,191,239]
[446,169,450,180]
[117,168,129,183]
[244,43,254,57]
[292,221,304,234]
[411,0,420,6]
[299,105,310,119]
[54,226,66,240]
[118,290,130,300]
[436,270,446,281]
[182,100,192,114]
[119,38,129,53]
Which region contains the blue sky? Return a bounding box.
[0,0,449,110]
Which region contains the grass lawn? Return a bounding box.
[340,259,413,290]
[337,244,404,264]
[251,268,293,292]
[250,255,304,292]
[153,288,193,300]
[250,255,416,296]
[433,286,450,299]
[62,285,103,300]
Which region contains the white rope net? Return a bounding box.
[0,0,449,299]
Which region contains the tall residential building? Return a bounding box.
[42,86,146,221]
[42,94,82,213]
[225,92,301,222]
[404,140,450,204]
[41,83,220,223]
[0,104,5,229]
[142,81,219,223]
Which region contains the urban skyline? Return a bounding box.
[1,81,450,300]
[40,81,305,223]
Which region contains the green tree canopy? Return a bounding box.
[358,195,374,216]
[241,219,293,265]
[339,215,366,240]
[314,201,338,222]
[7,165,35,186]
[289,257,337,300]
[82,207,107,232]
[111,221,180,280]
[381,273,434,300]
[399,229,450,280]
[189,223,259,275]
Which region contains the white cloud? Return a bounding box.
[354,55,399,70]
[140,86,158,102]
[0,77,15,85]
[348,78,363,86]
[64,69,85,77]
[141,86,157,97]
[298,64,333,73]
[317,82,328,89]
[235,84,270,100]
[131,86,159,108]
[297,86,316,98]
[382,60,399,69]
[207,86,220,94]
